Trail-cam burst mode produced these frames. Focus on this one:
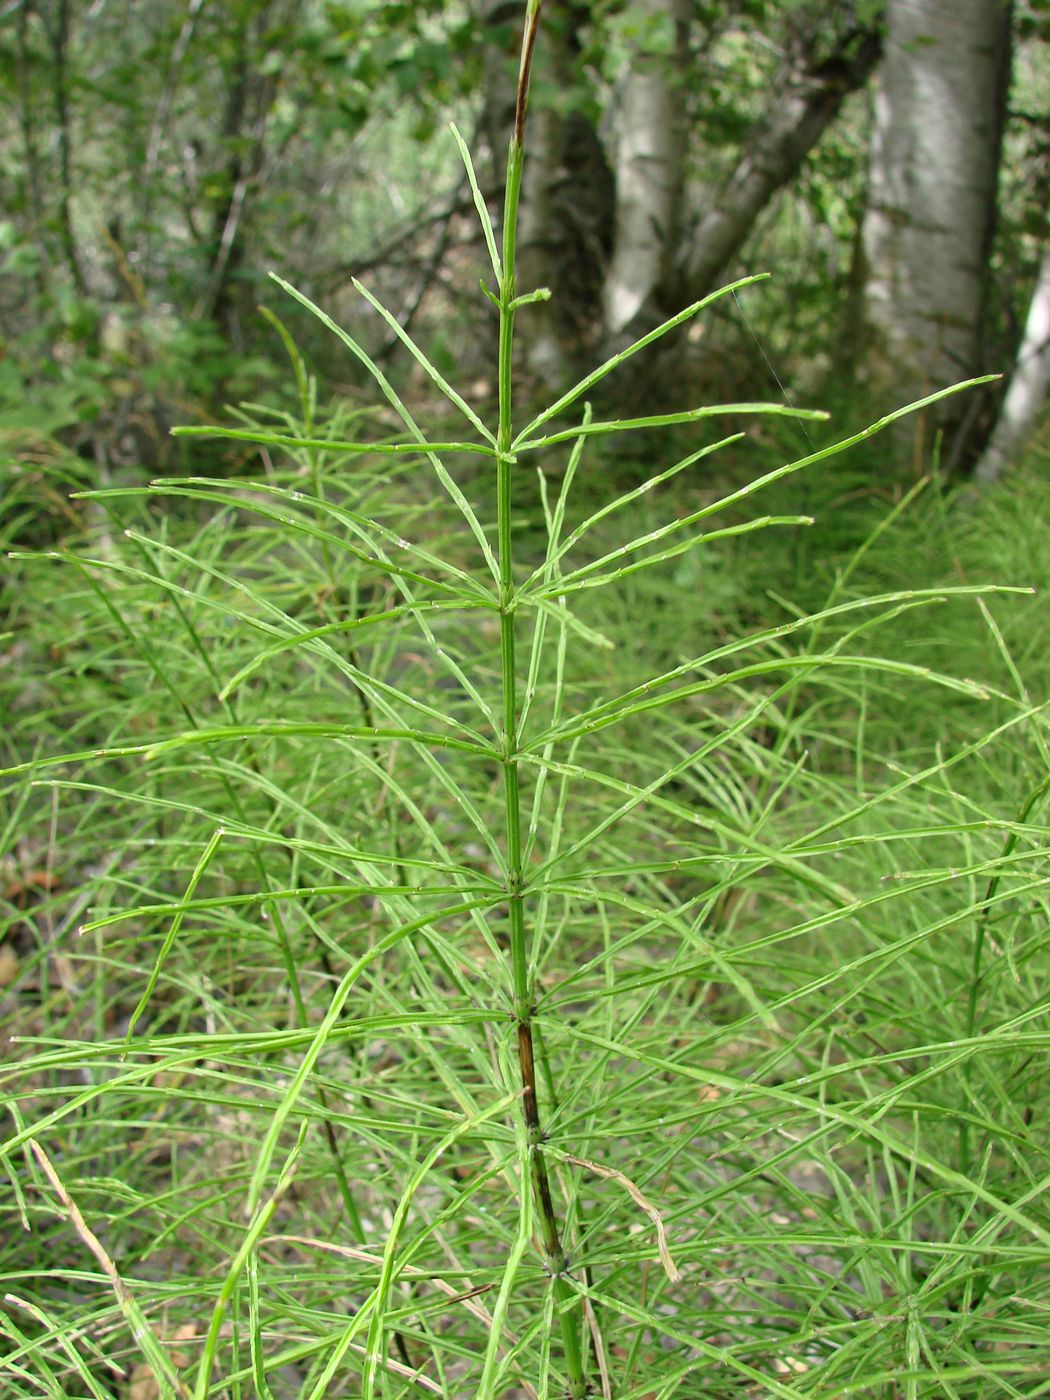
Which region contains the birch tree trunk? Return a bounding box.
[976,243,1050,482]
[860,0,1012,439]
[678,20,881,305]
[603,0,691,342]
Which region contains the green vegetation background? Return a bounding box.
[2,3,1050,1397]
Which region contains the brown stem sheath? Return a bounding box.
[514,4,544,147]
[517,1019,568,1267]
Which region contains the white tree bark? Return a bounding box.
[660,12,884,327]
[603,0,690,339]
[861,0,1012,400]
[976,244,1050,482]
[676,17,881,309]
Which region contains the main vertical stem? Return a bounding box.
[496,8,586,1394]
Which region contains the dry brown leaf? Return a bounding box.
[0,944,18,988]
[123,1327,197,1399]
[564,1153,681,1282]
[125,1363,159,1400]
[5,870,58,901]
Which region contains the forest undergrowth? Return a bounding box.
[2,7,1050,1396]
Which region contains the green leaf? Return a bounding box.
[450,121,501,282]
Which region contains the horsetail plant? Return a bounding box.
[6,3,1045,1397]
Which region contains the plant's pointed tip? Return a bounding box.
[718,273,772,307]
